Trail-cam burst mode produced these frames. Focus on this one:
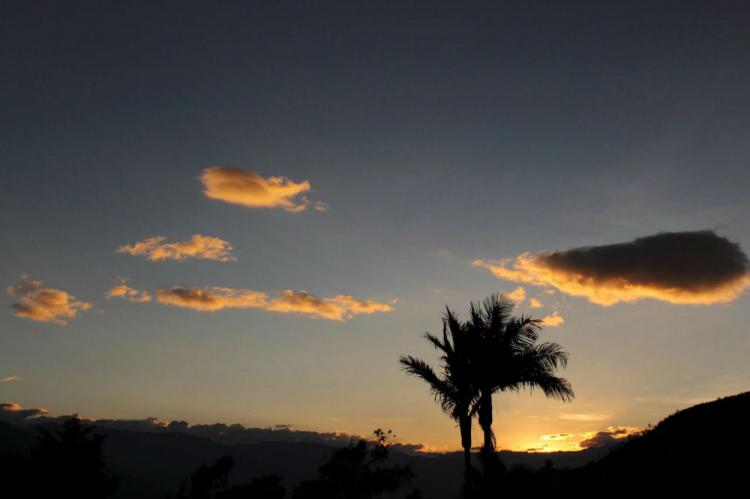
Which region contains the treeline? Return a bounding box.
[0,418,425,499]
[0,415,575,499]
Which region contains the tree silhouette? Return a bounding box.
[293,428,413,499]
[177,456,287,499]
[400,295,574,495]
[400,309,479,493]
[216,474,286,499]
[177,455,234,499]
[467,294,574,452]
[29,415,118,499]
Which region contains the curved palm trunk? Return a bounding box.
[459,414,473,492]
[478,391,495,451]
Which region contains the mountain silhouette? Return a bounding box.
[561,390,750,497]
[0,420,608,498]
[3,392,749,498]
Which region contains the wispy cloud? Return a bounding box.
[6,276,92,326]
[559,413,611,422]
[200,167,321,212]
[106,283,152,303]
[506,286,526,304]
[540,433,573,441]
[529,298,543,309]
[474,231,750,306]
[2,376,23,383]
[540,311,565,327]
[313,201,330,212]
[116,234,235,262]
[140,285,394,321]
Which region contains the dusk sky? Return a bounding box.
[2,1,750,452]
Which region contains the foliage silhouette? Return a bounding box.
[177,455,234,499]
[0,451,32,499]
[400,309,479,492]
[177,455,286,499]
[174,429,413,499]
[401,294,573,495]
[0,415,119,499]
[217,474,287,499]
[292,428,414,499]
[466,294,573,452]
[32,415,118,498]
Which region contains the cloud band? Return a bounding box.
[474,231,749,306]
[110,284,394,321]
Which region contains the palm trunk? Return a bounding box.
[478,390,495,451]
[459,414,473,493]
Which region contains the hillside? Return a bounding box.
[563,391,750,497]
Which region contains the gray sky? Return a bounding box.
[2,1,749,451]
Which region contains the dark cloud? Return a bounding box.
[578,431,618,449]
[578,427,641,449]
[0,406,426,453]
[475,230,750,305]
[0,402,48,423]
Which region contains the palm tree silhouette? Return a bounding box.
[400,308,478,492]
[467,294,574,452]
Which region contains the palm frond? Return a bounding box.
[399,355,468,417]
[514,370,574,402]
[424,332,449,357]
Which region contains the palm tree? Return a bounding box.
[400,309,478,492]
[467,294,574,452]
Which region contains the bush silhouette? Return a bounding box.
[292,429,414,499]
[177,455,287,499]
[5,415,119,499]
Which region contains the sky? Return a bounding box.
[2,1,750,452]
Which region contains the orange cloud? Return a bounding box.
[559,413,611,422]
[156,286,267,312]
[540,311,565,327]
[151,286,393,321]
[200,167,317,212]
[6,277,92,326]
[529,298,543,309]
[106,284,152,303]
[266,291,394,320]
[2,376,23,383]
[506,286,526,303]
[474,231,750,306]
[116,234,235,262]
